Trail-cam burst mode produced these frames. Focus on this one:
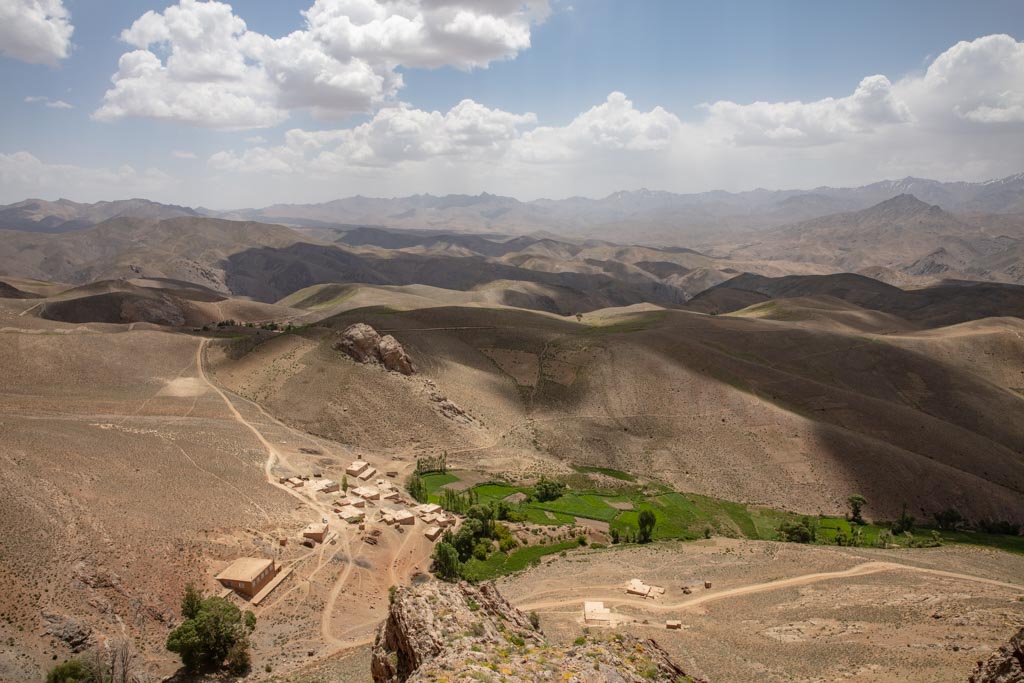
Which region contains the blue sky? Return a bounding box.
[1,0,1023,206]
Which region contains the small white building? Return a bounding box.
[584,601,612,624]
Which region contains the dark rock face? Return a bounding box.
[971,628,1024,682]
[43,612,93,653]
[371,580,705,683]
[334,323,415,375]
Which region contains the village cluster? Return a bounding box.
[213,457,459,605]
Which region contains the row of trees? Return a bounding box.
[415,452,448,474]
[406,472,428,503]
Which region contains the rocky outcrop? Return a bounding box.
[43,612,93,653]
[371,580,705,683]
[334,323,415,375]
[971,628,1024,682]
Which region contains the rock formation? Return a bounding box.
[334,323,415,375]
[970,627,1024,682]
[371,580,705,683]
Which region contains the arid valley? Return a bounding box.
[3,3,1024,681]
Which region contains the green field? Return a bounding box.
[426,471,1024,560]
[459,540,581,581]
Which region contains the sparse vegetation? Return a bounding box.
[847,494,867,525]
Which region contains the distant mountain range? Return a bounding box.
[3,172,1024,243]
[1,172,1023,308]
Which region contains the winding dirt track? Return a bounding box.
[193,338,361,649]
[516,560,1024,614]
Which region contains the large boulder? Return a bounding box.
[970,627,1024,682]
[371,580,705,683]
[378,334,415,375]
[334,323,415,375]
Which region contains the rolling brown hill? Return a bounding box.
[687,272,1024,327]
[208,302,1024,524]
[0,280,42,299]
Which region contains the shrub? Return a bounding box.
[933,508,964,531]
[777,520,813,543]
[534,477,565,502]
[46,660,93,683]
[891,503,915,534]
[528,611,541,630]
[976,519,1022,535]
[225,641,251,675]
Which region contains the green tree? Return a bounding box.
[166,593,255,671]
[433,541,461,581]
[891,502,915,534]
[847,494,867,525]
[406,473,428,503]
[534,477,565,502]
[637,509,656,543]
[46,660,94,683]
[181,582,202,620]
[933,508,964,531]
[777,519,812,543]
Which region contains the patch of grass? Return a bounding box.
[582,311,667,334]
[421,472,459,497]
[521,508,575,525]
[532,492,620,522]
[460,540,580,581]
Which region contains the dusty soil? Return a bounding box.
[498,539,1024,683]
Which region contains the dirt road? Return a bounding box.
[516,560,1024,613]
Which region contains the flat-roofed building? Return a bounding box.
[339,506,365,523]
[216,558,278,599]
[584,601,612,624]
[423,526,442,541]
[302,522,328,543]
[352,486,380,500]
[315,480,339,494]
[393,510,415,526]
[346,460,370,477]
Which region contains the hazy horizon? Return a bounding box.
[2,1,1024,207]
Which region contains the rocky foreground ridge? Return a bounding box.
[371,580,706,683]
[971,627,1024,682]
[334,322,415,375]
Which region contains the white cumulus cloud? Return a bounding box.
[0,0,73,66]
[94,0,547,129]
[701,75,911,146]
[0,151,174,203]
[25,95,73,109]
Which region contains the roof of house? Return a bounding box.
[216,557,274,583]
[303,522,328,534]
